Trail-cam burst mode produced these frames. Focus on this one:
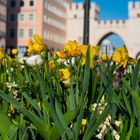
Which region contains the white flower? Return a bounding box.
[57,57,75,65]
[6,82,17,90]
[92,103,97,111]
[96,124,107,139]
[18,57,28,64]
[96,133,103,139]
[62,79,70,85]
[115,120,121,127]
[26,55,43,67]
[112,129,120,140]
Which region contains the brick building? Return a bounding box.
[0,0,7,49]
[6,0,71,55]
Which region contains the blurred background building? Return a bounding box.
[66,1,140,57]
[0,0,7,49]
[6,0,71,56]
[0,0,139,57]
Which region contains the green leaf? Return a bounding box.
[36,68,47,100]
[0,92,50,140]
[55,100,73,139]
[83,46,90,94]
[74,89,85,139]
[22,92,42,117]
[123,81,140,136]
[105,130,113,140]
[120,118,128,140]
[111,103,117,123]
[131,59,140,89]
[69,83,76,111]
[126,117,134,140]
[122,88,132,117]
[0,112,10,140]
[24,65,30,83]
[8,124,18,140]
[91,68,97,103]
[50,109,78,140]
[84,104,110,140]
[131,127,139,140]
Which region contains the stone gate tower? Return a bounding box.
[66,1,140,58]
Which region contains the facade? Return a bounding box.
[66,1,140,58]
[0,0,7,49]
[6,1,140,57]
[6,0,71,55]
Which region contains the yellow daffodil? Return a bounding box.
[80,119,88,134]
[112,47,136,68]
[27,39,34,54]
[34,34,44,45]
[55,40,85,59]
[80,45,100,69]
[101,54,110,62]
[27,34,45,54]
[82,119,87,127]
[49,60,55,70]
[55,51,68,59]
[64,40,81,57]
[0,48,6,65]
[59,68,70,81]
[12,48,18,55]
[33,42,44,53]
[0,48,4,59]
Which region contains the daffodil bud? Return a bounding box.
[62,48,67,53]
[53,53,59,60]
[12,48,18,55]
[41,51,47,59]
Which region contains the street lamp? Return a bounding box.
[83,0,90,45]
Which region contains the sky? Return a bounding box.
[73,0,140,47]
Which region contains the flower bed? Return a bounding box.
[0,35,139,140]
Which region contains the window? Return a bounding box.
[18,46,26,56]
[74,14,77,19]
[29,0,34,6]
[29,13,34,21]
[19,0,24,7]
[18,29,24,38]
[28,28,34,37]
[9,28,15,38]
[10,0,16,7]
[18,14,24,21]
[10,14,16,22]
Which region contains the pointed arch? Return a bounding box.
[97,32,125,46]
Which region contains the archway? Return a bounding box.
[97,32,125,56]
[97,32,125,47]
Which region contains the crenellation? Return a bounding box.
[68,3,84,10]
[67,2,100,19]
[128,1,134,9]
[135,1,140,9]
[128,1,140,18]
[96,20,127,27]
[68,2,99,11]
[129,1,140,9]
[90,2,100,12]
